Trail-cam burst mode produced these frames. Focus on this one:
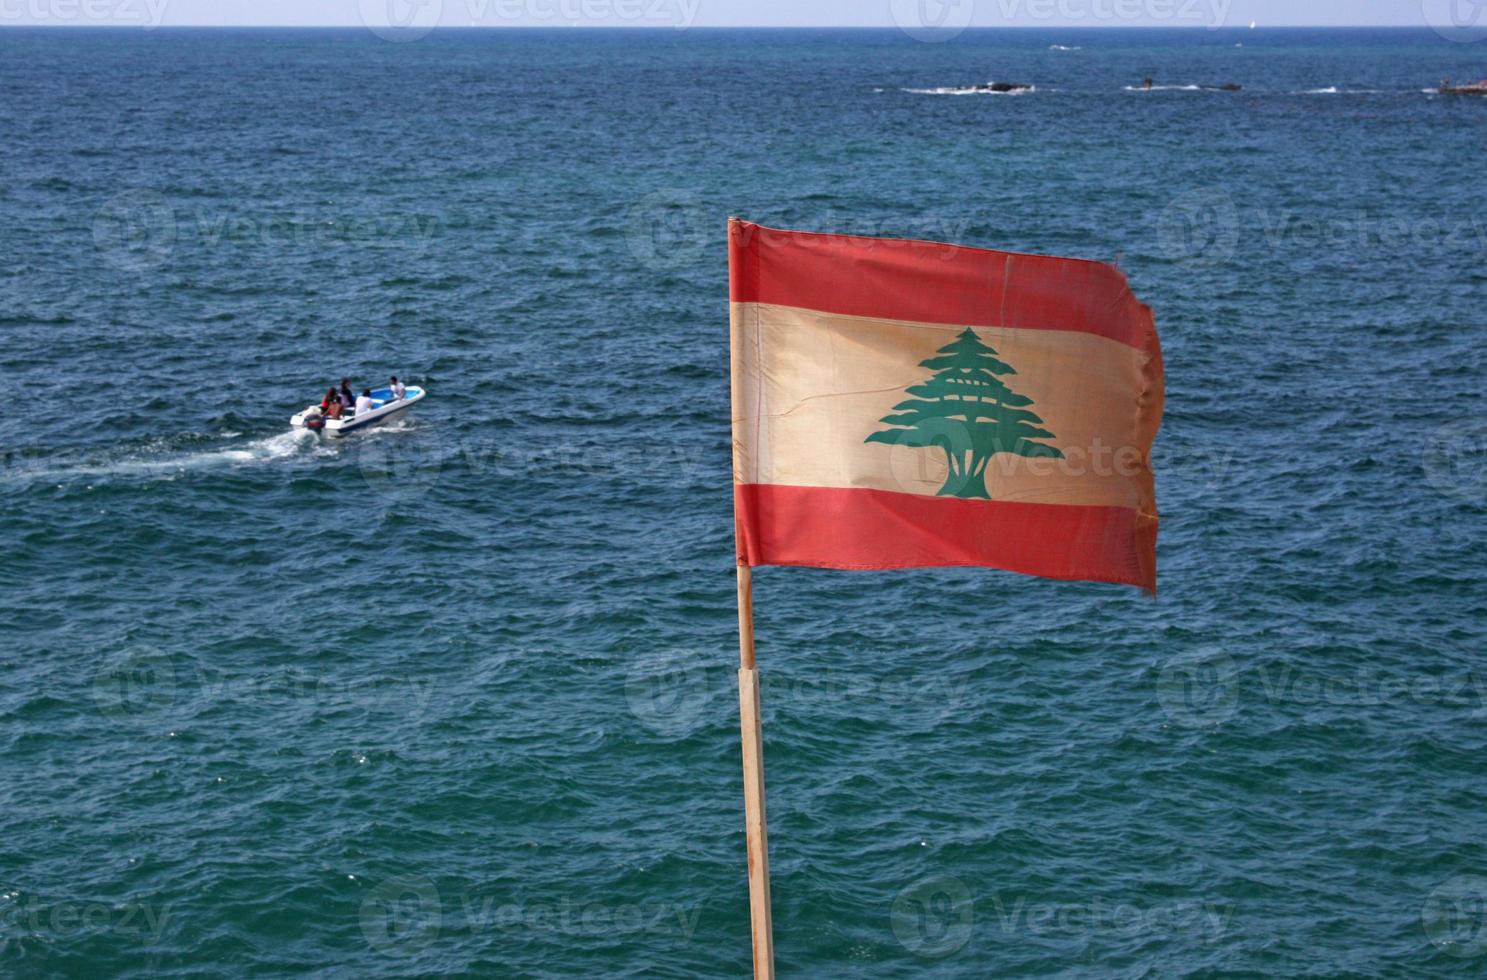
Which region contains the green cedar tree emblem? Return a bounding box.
[866,328,1063,499]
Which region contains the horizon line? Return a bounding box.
[0,23,1444,30]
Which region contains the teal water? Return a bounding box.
[2,26,1487,976]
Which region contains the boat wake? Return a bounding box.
[3,429,328,489]
[1289,86,1382,95]
[203,430,325,465]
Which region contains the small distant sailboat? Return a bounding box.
[1250,20,1257,29]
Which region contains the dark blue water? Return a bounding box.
[2,26,1486,977]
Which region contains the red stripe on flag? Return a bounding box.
[728,220,1155,351]
[735,484,1156,592]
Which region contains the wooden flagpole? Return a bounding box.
[736,562,775,979]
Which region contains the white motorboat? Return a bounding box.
[291,385,425,437]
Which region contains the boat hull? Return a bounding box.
[1439,80,1487,96]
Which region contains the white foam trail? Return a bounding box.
[1049,44,1080,51]
[212,430,317,463]
[5,429,325,487]
[1285,87,1384,95]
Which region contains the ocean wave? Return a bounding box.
[0,313,77,327]
[30,176,76,192]
[1049,44,1081,51]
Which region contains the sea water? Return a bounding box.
[1,27,1486,976]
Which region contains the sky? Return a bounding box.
[0,0,1465,30]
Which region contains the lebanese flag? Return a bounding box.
[729,220,1164,592]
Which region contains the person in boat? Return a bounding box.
[390,376,405,400]
[323,388,344,420]
[339,378,355,409]
[356,388,374,416]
